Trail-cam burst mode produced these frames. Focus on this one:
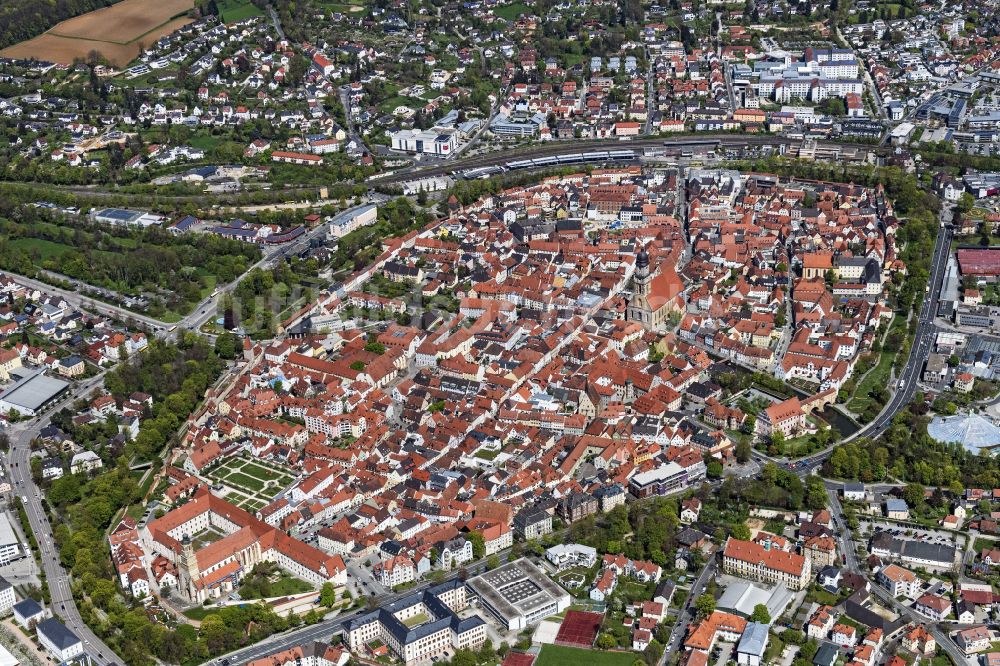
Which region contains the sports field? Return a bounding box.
[535,645,634,666]
[0,0,195,67]
[554,610,603,648]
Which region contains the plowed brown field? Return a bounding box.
[0,0,194,67]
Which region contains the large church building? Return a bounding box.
[141,487,346,603]
[627,246,685,329]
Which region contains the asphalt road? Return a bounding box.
[663,557,717,659]
[6,373,122,665]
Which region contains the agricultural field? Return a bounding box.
[0,0,194,67]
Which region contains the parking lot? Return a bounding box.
[859,519,963,548]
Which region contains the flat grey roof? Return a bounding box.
[0,514,19,548]
[0,371,69,411]
[466,558,568,620]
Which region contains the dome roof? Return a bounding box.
[927,413,1000,452]
[636,247,650,269]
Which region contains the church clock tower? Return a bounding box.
[627,246,653,324]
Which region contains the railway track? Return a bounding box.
[373,134,876,183]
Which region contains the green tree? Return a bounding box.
[642,640,664,666]
[469,531,485,560]
[769,430,785,455]
[319,582,337,607]
[957,192,975,214]
[694,593,716,618]
[799,639,819,661]
[749,603,771,624]
[730,523,751,541]
[805,479,828,511]
[477,638,495,664]
[735,437,752,463]
[706,460,723,479]
[214,332,240,359]
[902,482,925,508]
[364,341,386,355]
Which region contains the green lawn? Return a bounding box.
[226,491,249,505]
[535,645,635,666]
[198,273,218,299]
[494,2,532,19]
[805,584,842,606]
[182,607,218,621]
[242,462,294,483]
[402,612,429,627]
[241,499,266,512]
[226,472,266,492]
[239,573,314,599]
[188,134,223,152]
[193,529,225,550]
[378,95,424,115]
[9,238,74,260]
[217,0,266,22]
[613,580,654,604]
[847,313,910,414]
[318,1,367,12]
[553,567,597,597]
[848,348,895,413]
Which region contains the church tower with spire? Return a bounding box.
[627,246,653,325]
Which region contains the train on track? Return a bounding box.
[459,149,637,179]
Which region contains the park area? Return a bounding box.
[206,456,297,512]
[0,0,194,67]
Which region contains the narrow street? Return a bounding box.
[266,4,286,41]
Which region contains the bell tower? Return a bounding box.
[177,534,200,601]
[627,246,653,324]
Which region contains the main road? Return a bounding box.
[5,372,122,665]
[214,552,514,665]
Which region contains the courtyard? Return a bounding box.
[205,456,298,513]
